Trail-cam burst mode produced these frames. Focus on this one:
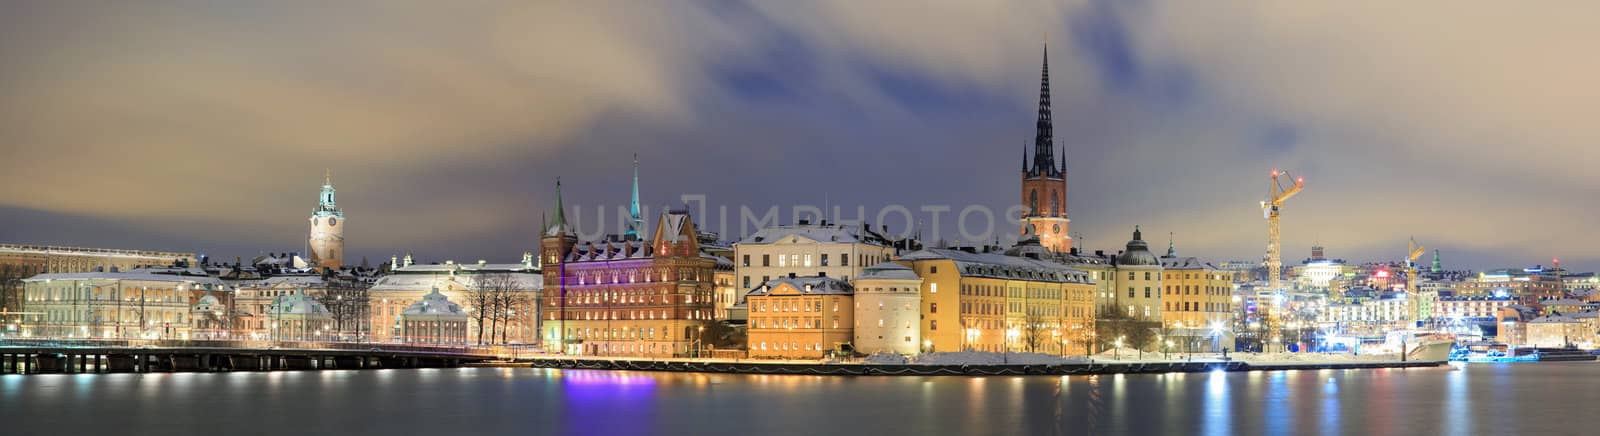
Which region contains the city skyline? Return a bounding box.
[3,2,1597,270]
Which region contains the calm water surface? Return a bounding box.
[3,363,1596,435]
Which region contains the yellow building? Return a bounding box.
[896,248,1095,355]
[746,274,855,359]
[1160,254,1236,352]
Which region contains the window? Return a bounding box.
[930,303,937,313]
[743,276,750,289]
[742,255,750,267]
[931,266,938,274]
[1127,287,1134,298]
[1145,272,1151,280]
[930,320,937,330]
[1128,272,1135,280]
[778,255,786,267]
[762,255,770,267]
[821,254,829,266]
[930,283,938,294]
[1144,287,1151,298]
[841,254,848,266]
[804,254,813,267]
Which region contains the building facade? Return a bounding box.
[369,260,541,345]
[896,248,1095,355]
[851,262,924,355]
[541,180,719,357]
[398,288,470,345]
[0,243,195,276]
[733,222,897,297]
[746,275,855,359]
[20,269,228,339]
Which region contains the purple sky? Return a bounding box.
[1,1,1596,271]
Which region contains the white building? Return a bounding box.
[265,294,332,341]
[369,259,541,345]
[399,288,469,345]
[851,262,924,355]
[20,269,228,339]
[734,221,897,297]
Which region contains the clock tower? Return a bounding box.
[309,169,345,269]
[1020,45,1071,253]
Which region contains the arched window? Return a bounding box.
[1030,190,1038,214]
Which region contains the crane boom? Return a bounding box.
[1261,169,1304,348]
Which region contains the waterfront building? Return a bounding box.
[850,262,924,355]
[1293,245,1348,293]
[229,275,327,340]
[1434,295,1516,320]
[369,259,541,345]
[1523,312,1599,348]
[733,221,896,298]
[1538,298,1597,316]
[541,179,719,357]
[1459,267,1563,304]
[265,293,332,341]
[20,268,227,339]
[1318,293,1411,334]
[746,274,855,359]
[398,288,469,345]
[895,248,1095,355]
[308,171,346,269]
[1160,245,1237,351]
[0,243,195,276]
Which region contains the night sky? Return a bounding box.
[1,1,1595,271]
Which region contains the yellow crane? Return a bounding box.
[1260,169,1303,347]
[1261,169,1304,291]
[1405,237,1427,323]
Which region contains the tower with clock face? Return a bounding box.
[309,170,345,269]
[1019,45,1071,253]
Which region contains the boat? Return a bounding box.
[1403,333,1456,363]
[1523,348,1597,362]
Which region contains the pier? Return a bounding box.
[0,339,495,374]
[506,357,1447,376]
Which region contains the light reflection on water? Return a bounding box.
[2,363,1598,435]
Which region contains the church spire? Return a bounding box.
[1167,232,1176,257]
[1031,44,1056,177]
[1021,141,1029,172]
[315,169,340,216]
[546,178,571,237]
[626,154,644,239]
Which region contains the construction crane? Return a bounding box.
[1261,169,1305,291]
[1259,169,1303,348]
[1405,237,1427,324]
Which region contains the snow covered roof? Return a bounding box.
[1161,256,1219,270]
[268,294,329,317]
[738,225,865,245]
[401,288,467,318]
[25,270,226,287]
[748,275,854,297]
[897,249,1092,284]
[855,262,920,281]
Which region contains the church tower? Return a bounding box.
[309,169,345,269]
[1020,45,1071,253]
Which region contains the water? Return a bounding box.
[2,363,1595,435]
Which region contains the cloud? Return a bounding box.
[0,1,1595,270]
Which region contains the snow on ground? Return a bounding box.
[900,351,1090,366]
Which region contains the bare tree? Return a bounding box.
[313,274,370,340]
[1022,311,1048,353]
[0,264,26,316]
[469,273,515,345]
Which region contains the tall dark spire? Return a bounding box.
[1021,141,1029,172]
[1030,44,1057,177]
